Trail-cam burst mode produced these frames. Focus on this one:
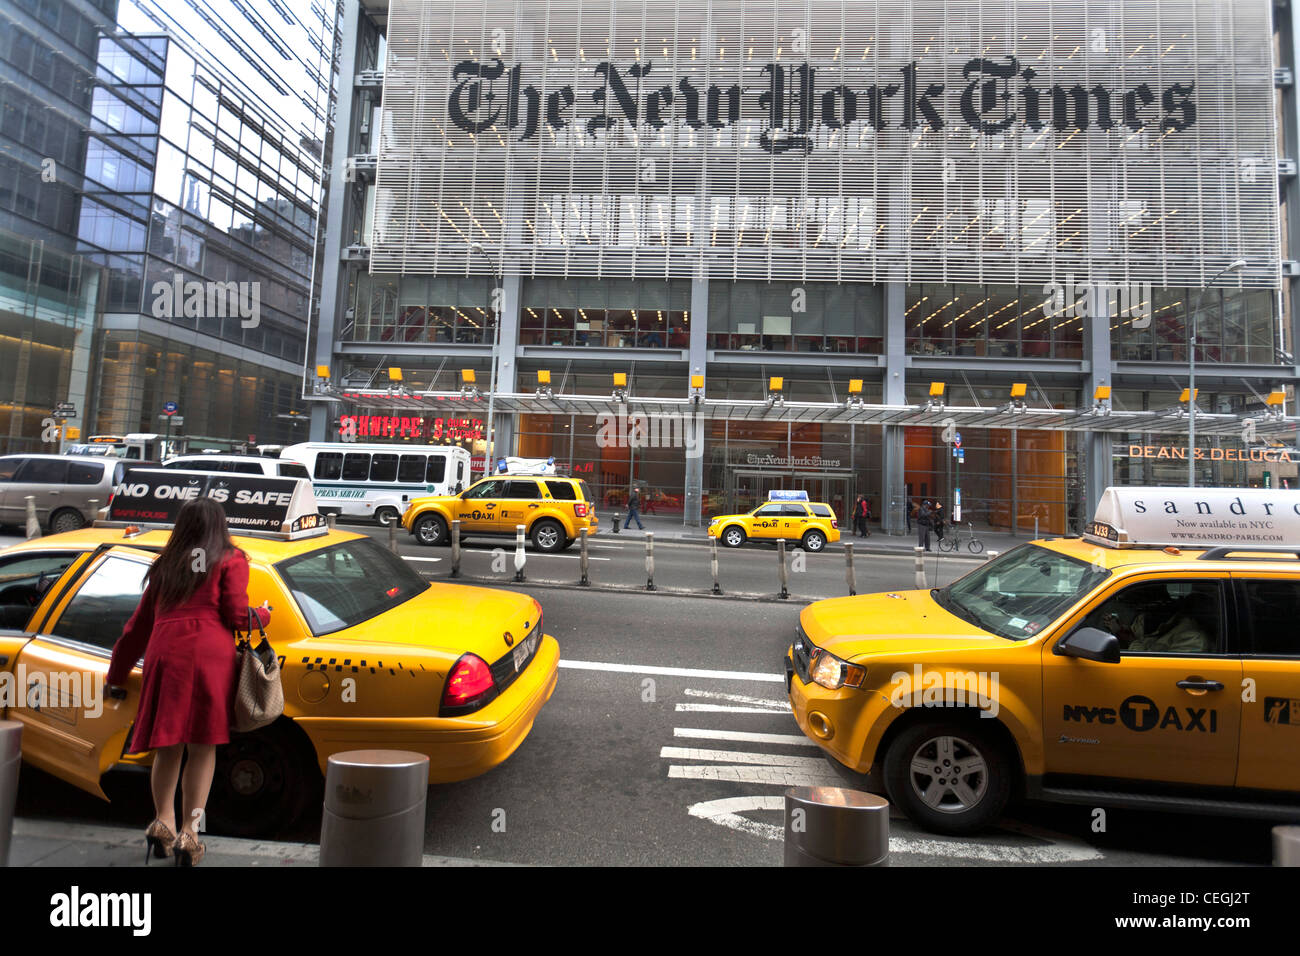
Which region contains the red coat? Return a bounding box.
[107,548,255,752]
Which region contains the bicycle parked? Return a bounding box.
[938,521,985,554]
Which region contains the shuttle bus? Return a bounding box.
[281,442,471,525]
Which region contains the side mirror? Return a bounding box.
[1055,626,1122,664]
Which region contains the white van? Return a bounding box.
[161,454,311,480]
[281,442,471,526]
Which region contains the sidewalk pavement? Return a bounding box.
[601,512,1034,557]
[8,818,505,867]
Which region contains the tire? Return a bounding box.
[883,720,1012,835]
[208,719,322,838]
[559,537,576,551]
[801,529,826,553]
[721,526,746,548]
[413,514,448,546]
[531,519,565,553]
[968,539,985,555]
[48,508,86,535]
[374,506,400,527]
[937,536,955,553]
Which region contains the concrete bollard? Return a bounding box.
[514,524,526,582]
[387,515,398,554]
[710,535,722,595]
[24,496,39,539]
[326,513,337,530]
[913,546,925,589]
[1274,826,1300,866]
[645,531,656,591]
[844,541,857,596]
[784,786,890,867]
[0,721,20,867]
[450,520,462,578]
[319,749,429,867]
[777,539,790,600]
[985,550,999,563]
[579,528,590,586]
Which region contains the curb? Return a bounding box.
[420,571,822,604]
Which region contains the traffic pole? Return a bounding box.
[913,546,925,589]
[710,535,722,595]
[844,541,857,596]
[326,513,337,530]
[514,524,526,582]
[450,519,462,578]
[777,538,789,600]
[24,496,39,539]
[579,528,590,586]
[644,530,655,591]
[387,515,398,554]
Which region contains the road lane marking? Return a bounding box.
[670,765,843,786]
[559,660,784,682]
[403,557,442,563]
[661,746,831,769]
[673,726,820,746]
[683,688,790,709]
[675,703,792,714]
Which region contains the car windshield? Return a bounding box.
[276,537,429,635]
[934,543,1109,641]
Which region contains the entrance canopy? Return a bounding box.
[328,389,1298,438]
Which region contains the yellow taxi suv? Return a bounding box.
[0,470,559,837]
[708,491,840,552]
[403,473,598,552]
[787,486,1300,835]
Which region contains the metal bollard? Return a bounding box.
[645,531,656,590]
[777,539,790,600]
[319,749,429,866]
[0,721,20,867]
[387,515,398,554]
[24,496,39,539]
[784,786,890,867]
[913,546,925,589]
[450,519,461,578]
[710,535,722,595]
[844,541,857,596]
[326,513,337,530]
[579,528,590,586]
[514,524,526,582]
[87,499,99,523]
[1274,826,1300,866]
[613,511,621,534]
[985,549,999,563]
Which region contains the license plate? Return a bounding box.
[513,633,534,672]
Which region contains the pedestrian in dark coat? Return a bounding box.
[623,486,645,530]
[106,497,271,867]
[853,495,868,537]
[932,502,946,543]
[917,499,933,551]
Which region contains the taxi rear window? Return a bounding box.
[545,480,576,500]
[810,504,833,517]
[276,537,428,635]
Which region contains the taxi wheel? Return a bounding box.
[883,720,1011,835]
[801,530,826,553]
[721,526,746,548]
[413,514,448,546]
[49,508,85,534]
[531,519,564,553]
[374,506,400,527]
[559,537,576,551]
[208,720,322,838]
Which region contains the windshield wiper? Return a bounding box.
[939,590,1000,635]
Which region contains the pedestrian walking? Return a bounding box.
[932,502,946,543]
[917,499,933,551]
[105,498,272,867]
[624,485,645,530]
[853,495,868,537]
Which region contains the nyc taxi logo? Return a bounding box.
[1064,694,1218,733]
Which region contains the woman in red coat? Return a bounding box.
[106,497,270,866]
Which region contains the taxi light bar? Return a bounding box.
[1086,486,1300,550]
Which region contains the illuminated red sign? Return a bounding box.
[338,415,484,442]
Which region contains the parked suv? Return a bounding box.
[404,474,598,552]
[0,454,121,533]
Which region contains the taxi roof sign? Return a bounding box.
[1085,486,1300,550]
[102,469,326,540]
[768,490,810,501]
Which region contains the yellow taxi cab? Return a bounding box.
[708,491,840,552]
[403,472,598,552]
[0,469,559,836]
[787,486,1300,834]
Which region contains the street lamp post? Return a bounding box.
[471,243,501,479]
[1187,258,1247,487]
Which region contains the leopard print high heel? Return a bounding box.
[144,819,175,863]
[172,829,206,867]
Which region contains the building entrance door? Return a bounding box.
[731,470,851,523]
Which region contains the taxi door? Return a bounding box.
[1231,574,1300,792]
[496,479,543,535]
[455,477,506,532]
[748,503,784,541]
[1041,575,1241,786]
[781,503,812,540]
[9,548,154,797]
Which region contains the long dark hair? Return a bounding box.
[146,498,238,611]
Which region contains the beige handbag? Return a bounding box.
[232,606,284,733]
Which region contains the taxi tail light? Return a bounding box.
[574,502,588,518]
[831,519,838,529]
[440,653,498,716]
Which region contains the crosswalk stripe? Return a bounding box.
[673,726,821,747]
[669,765,843,786]
[560,661,785,682]
[683,688,791,709]
[674,703,790,714]
[660,746,829,769]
